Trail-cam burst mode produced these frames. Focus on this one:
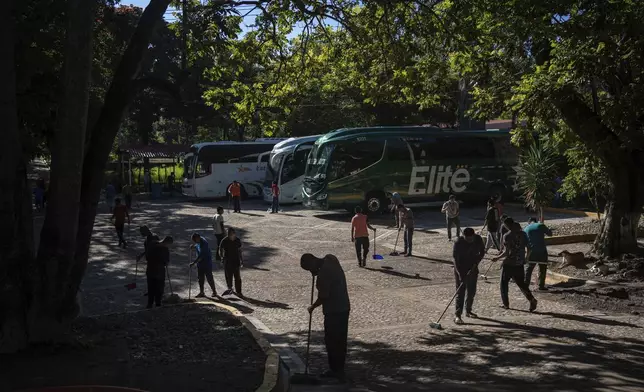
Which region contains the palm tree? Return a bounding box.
[516,142,559,222]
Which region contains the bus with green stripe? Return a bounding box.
[301,126,518,213]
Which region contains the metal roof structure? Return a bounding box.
[118,144,190,160]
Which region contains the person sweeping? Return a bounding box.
[481,198,500,254]
[301,253,350,381]
[492,218,538,312]
[191,233,217,298]
[389,192,404,228]
[397,204,415,257]
[452,228,485,325]
[145,236,173,308]
[219,228,243,296]
[351,206,376,267]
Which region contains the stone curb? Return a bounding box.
[191,300,287,392]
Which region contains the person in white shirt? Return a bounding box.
[212,206,225,261]
[441,194,461,241]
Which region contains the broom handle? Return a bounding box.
[305,275,316,374]
[394,227,401,251]
[435,265,477,324]
[166,266,173,295]
[481,260,495,277]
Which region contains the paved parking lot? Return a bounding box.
[82,199,644,391]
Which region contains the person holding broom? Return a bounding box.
[492,218,538,312]
[191,233,217,298]
[351,206,376,267]
[481,198,500,254]
[452,228,485,325]
[145,236,173,308]
[301,253,350,381]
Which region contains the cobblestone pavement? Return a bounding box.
[81,199,644,391]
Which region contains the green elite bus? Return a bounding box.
[301,126,518,213]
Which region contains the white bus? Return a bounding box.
[182,139,286,198]
[263,135,321,204]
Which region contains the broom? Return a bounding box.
[389,227,402,256]
[372,229,383,260]
[290,275,320,385]
[125,258,138,290]
[429,265,477,330]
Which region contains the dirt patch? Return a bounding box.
[1,304,266,392]
[545,282,644,315]
[549,217,644,237]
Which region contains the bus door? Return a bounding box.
[281,141,316,202]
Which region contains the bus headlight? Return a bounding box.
[316,193,328,200]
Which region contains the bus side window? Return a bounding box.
[492,137,517,163]
[281,155,297,184]
[387,140,412,162]
[196,159,212,177]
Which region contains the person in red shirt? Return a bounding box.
[271,181,280,213]
[228,181,242,213]
[111,198,130,248]
[351,206,376,267]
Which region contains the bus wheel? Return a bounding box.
[365,192,386,214]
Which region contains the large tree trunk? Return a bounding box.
[29,0,95,343]
[594,163,642,257]
[555,89,644,257]
[71,0,172,304]
[0,0,35,353]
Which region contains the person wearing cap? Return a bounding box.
[492,218,538,312]
[145,236,173,308]
[301,253,351,380]
[191,233,217,297]
[452,228,485,325]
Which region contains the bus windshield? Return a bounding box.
[183,154,195,179]
[305,144,334,181]
[264,153,282,186]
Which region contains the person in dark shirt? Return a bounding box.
[145,236,173,308]
[492,218,538,312]
[452,228,485,325]
[191,233,217,298]
[110,198,130,248]
[396,204,415,257]
[219,228,243,296]
[481,199,500,254]
[301,253,350,381]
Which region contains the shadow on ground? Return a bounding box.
[277,315,644,391]
[78,200,280,316]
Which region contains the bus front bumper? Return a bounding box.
[302,193,329,209]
